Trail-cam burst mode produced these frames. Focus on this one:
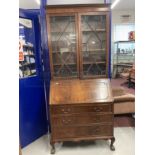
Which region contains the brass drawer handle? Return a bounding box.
[62,119,71,124]
[61,108,71,113]
[90,128,100,134]
[93,117,101,122]
[94,128,100,133]
[94,107,103,112]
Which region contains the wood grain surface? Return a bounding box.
[50,79,113,105]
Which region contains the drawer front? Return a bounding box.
[51,114,113,126]
[51,104,112,115]
[52,125,113,139]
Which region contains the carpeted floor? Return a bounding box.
[111,78,135,95]
[114,114,135,127]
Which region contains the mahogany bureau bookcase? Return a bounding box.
[49,79,115,153]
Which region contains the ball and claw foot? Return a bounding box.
[110,137,115,151]
[110,145,115,151]
[50,144,55,154]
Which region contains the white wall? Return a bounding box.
[112,10,135,24]
[111,9,135,52]
[19,0,40,9]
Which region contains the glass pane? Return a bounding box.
[19,18,37,78]
[83,64,106,76]
[113,41,135,65]
[81,15,107,76]
[50,16,77,77]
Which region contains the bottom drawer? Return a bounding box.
[52,125,113,140]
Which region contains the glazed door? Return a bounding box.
[47,14,79,78]
[79,12,109,78]
[19,10,48,148]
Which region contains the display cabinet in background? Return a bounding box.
[112,40,135,78]
[19,18,37,78]
[46,4,111,79]
[19,42,36,78]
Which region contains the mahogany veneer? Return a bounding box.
[49,79,115,153]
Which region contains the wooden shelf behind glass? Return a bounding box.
[83,61,106,65]
[53,63,76,66]
[82,49,106,52]
[82,29,106,32]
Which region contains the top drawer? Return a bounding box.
[51,104,112,115]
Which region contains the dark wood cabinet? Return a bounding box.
[49,79,115,153]
[46,4,111,79]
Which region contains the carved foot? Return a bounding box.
[110,137,115,151]
[50,144,55,154]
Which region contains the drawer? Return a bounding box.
[51,113,113,126]
[52,125,113,139]
[51,104,112,115]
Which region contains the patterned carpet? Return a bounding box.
[114,114,135,127]
[111,78,135,95]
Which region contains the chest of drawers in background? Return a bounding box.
[49,79,115,153]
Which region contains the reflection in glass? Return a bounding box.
[50,16,77,77]
[81,15,107,76]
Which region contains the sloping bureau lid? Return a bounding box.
[50,79,113,105]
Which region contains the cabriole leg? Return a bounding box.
[50,142,55,154]
[110,137,115,151]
